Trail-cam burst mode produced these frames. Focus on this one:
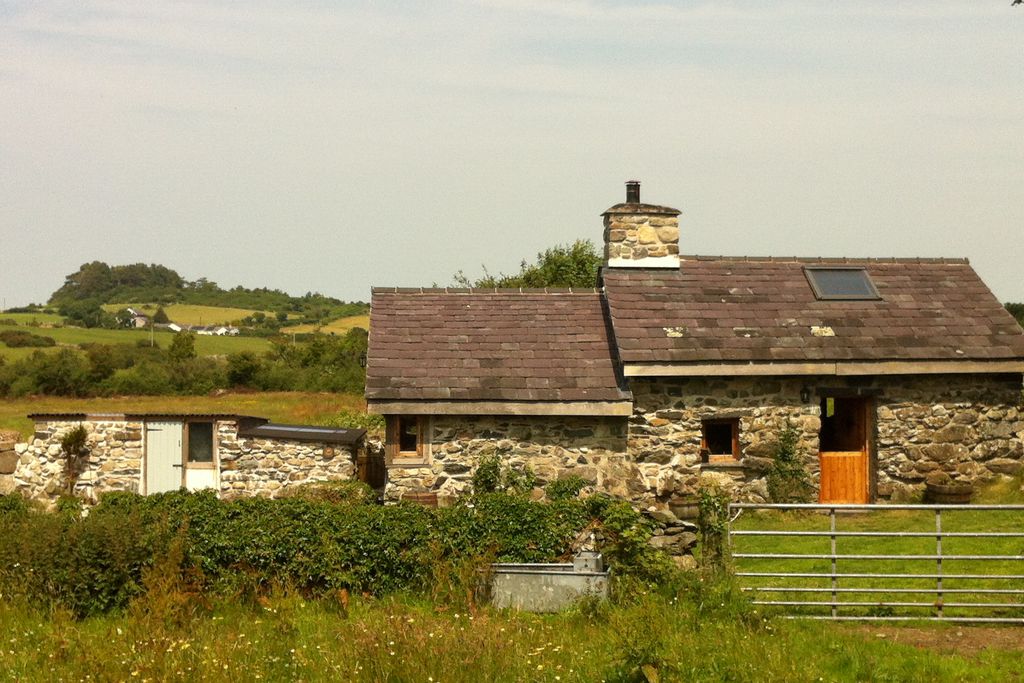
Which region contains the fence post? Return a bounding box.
[830,507,838,619]
[936,508,943,620]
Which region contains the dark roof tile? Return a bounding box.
[367,290,629,402]
[603,257,1024,364]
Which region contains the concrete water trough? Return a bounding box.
[490,551,610,612]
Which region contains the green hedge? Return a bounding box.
[0,490,669,617]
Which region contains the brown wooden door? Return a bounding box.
[818,397,871,504]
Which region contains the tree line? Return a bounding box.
[40,261,367,329]
[0,328,367,398]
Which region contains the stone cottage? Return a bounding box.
[1,413,370,507]
[366,181,1024,509]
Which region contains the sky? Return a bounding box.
[1,0,1022,307]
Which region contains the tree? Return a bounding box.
[152,306,170,324]
[57,299,117,329]
[453,239,602,289]
[167,332,196,362]
[113,308,134,329]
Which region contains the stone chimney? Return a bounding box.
[602,181,680,268]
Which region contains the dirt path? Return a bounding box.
[847,624,1024,657]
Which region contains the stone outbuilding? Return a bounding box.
[366,182,1024,510]
[2,413,371,507]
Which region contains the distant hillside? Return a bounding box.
[48,261,367,326]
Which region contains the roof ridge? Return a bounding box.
[371,286,603,294]
[679,255,971,265]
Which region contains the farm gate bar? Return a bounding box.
[728,503,1024,623]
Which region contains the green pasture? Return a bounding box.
[101,303,280,326]
[0,312,64,325]
[0,325,269,359]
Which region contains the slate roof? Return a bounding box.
[602,256,1024,364]
[366,288,630,402]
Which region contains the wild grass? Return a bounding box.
[730,476,1024,620]
[0,391,365,438]
[0,585,1019,682]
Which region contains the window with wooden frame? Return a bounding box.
[184,420,216,468]
[701,418,740,462]
[385,415,430,466]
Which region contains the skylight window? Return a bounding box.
[804,267,880,301]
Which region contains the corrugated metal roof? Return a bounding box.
[237,422,366,445]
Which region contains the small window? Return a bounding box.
[701,418,740,461]
[187,422,214,463]
[398,416,420,454]
[804,267,880,301]
[386,415,430,465]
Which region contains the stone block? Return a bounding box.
[655,226,679,243]
[0,452,18,475]
[637,225,658,245]
[986,458,1023,475]
[921,443,968,463]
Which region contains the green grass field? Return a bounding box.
[730,479,1024,621]
[0,312,64,325]
[285,314,370,335]
[0,325,270,360]
[0,392,366,438]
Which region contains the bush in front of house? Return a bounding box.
[0,488,671,617]
[766,425,814,504]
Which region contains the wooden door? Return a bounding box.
[818,397,870,504]
[145,421,183,494]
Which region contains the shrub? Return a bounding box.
[226,351,261,386]
[0,493,29,516]
[101,361,175,395]
[470,452,537,495]
[15,349,91,396]
[315,410,386,435]
[545,475,589,501]
[697,478,731,571]
[766,425,814,503]
[0,502,164,616]
[167,332,196,362]
[60,425,91,495]
[0,329,56,347]
[0,488,677,616]
[279,480,376,506]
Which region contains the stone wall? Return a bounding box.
[385,374,1023,514]
[3,417,360,506]
[218,424,357,498]
[629,373,1024,503]
[603,210,679,264]
[0,430,22,496]
[874,374,1023,499]
[385,415,631,505]
[6,419,143,507]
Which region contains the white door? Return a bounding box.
[145,421,183,494]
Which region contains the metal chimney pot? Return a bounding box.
[625,180,640,203]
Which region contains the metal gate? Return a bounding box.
[728,503,1024,623]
